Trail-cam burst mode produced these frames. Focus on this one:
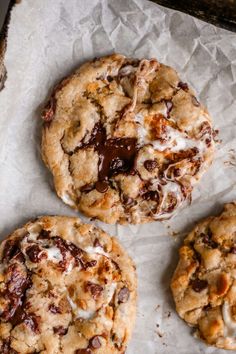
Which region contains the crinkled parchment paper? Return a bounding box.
[0,0,236,353]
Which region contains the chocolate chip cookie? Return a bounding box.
[41,54,215,224]
[0,216,137,353]
[171,202,236,350]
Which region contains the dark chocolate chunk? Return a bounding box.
[107,75,113,82]
[110,157,129,173]
[201,232,218,249]
[95,180,109,193]
[67,242,83,260]
[118,287,130,303]
[178,82,189,91]
[2,239,22,263]
[173,168,181,177]
[191,279,208,292]
[143,191,159,202]
[1,339,19,354]
[52,236,84,270]
[89,335,102,349]
[53,326,68,336]
[84,260,97,269]
[79,122,137,182]
[26,245,46,263]
[122,195,135,207]
[2,263,31,322]
[144,159,158,172]
[49,304,61,314]
[230,246,236,254]
[75,349,92,354]
[85,282,103,300]
[37,229,50,240]
[23,313,40,333]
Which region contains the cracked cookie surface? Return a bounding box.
[41,54,215,224]
[0,216,137,353]
[171,202,236,350]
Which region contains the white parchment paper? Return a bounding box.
[0,0,236,353]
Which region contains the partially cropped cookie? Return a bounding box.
[41,54,215,224]
[171,202,236,350]
[0,216,136,353]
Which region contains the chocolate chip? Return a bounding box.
[85,282,103,300]
[143,191,159,202]
[200,233,209,243]
[89,336,101,349]
[26,245,46,263]
[191,279,208,292]
[53,326,68,336]
[37,230,50,240]
[75,349,92,354]
[95,180,109,193]
[122,195,135,207]
[178,82,189,91]
[144,159,158,172]
[49,304,61,314]
[107,75,113,82]
[118,287,130,303]
[191,95,200,106]
[201,232,218,249]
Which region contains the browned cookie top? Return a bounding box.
[0,216,137,353]
[41,54,215,224]
[171,202,236,350]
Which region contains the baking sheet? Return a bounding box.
[0,0,236,353]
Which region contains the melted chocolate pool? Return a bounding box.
[81,123,137,192]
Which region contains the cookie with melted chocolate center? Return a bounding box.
[41,54,215,224]
[0,216,136,353]
[171,202,236,350]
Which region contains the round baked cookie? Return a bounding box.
[171,202,236,350]
[0,216,137,354]
[41,54,215,224]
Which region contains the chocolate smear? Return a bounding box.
[79,122,137,193]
